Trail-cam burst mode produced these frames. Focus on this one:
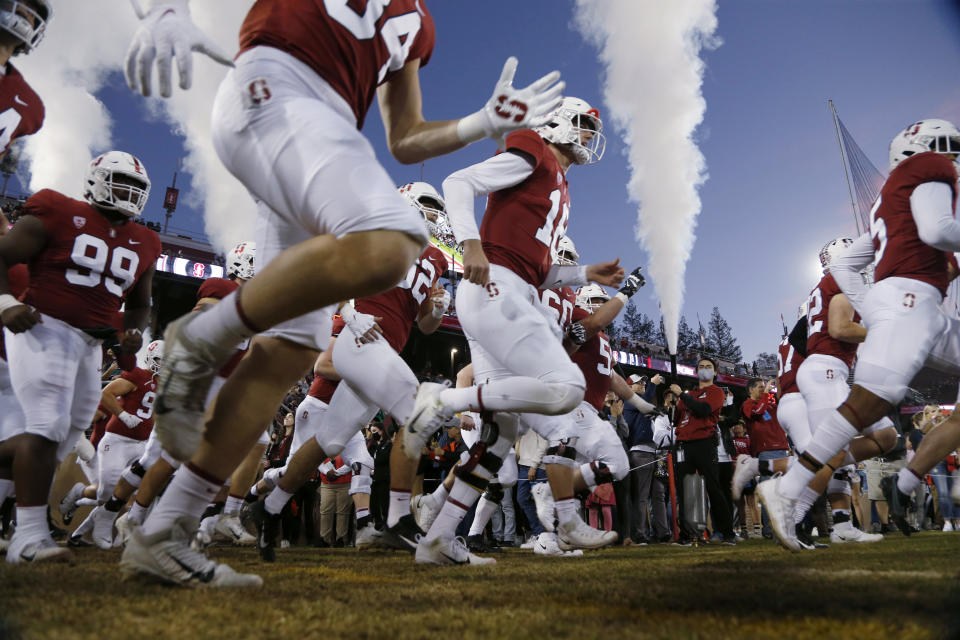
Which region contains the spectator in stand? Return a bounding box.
[623,373,662,544]
[602,392,632,545]
[369,420,393,530]
[515,427,548,548]
[671,356,736,545]
[318,455,353,546]
[730,421,760,538]
[586,482,616,531]
[650,387,679,543]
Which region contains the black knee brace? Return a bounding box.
[129,460,146,478]
[483,482,504,504]
[799,451,824,472]
[590,461,615,485]
[544,438,578,464]
[455,441,503,492]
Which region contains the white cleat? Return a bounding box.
[531,482,556,533]
[92,507,119,550]
[414,535,496,566]
[757,477,801,552]
[411,493,439,532]
[404,382,453,461]
[120,517,263,588]
[5,534,73,564]
[533,532,583,557]
[731,454,759,501]
[154,311,234,462]
[58,482,85,526]
[114,512,136,548]
[214,515,255,546]
[830,522,883,544]
[355,523,385,550]
[557,517,618,550]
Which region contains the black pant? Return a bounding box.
[371,481,389,530]
[676,437,733,539]
[717,461,735,532]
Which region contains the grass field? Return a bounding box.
[1,533,958,640]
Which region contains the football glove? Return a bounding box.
[458,56,564,149]
[125,0,233,98]
[567,321,587,345]
[340,302,380,342]
[617,266,645,299]
[118,411,144,429]
[431,289,452,319]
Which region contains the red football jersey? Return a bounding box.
[21,190,161,332]
[674,384,724,442]
[539,286,577,335]
[481,130,570,288]
[871,151,958,296]
[0,64,43,154]
[356,245,448,353]
[104,367,157,441]
[569,306,614,412]
[806,273,859,368]
[238,0,435,129]
[196,277,247,377]
[776,336,803,396]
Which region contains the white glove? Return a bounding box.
[457,56,565,149]
[431,289,452,319]
[73,437,96,463]
[125,0,234,98]
[118,411,143,429]
[340,302,381,343]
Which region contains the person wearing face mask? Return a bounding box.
[668,357,736,545]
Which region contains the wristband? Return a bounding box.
[456,111,488,144]
[0,294,21,314]
[615,292,630,304]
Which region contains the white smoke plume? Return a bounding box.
[16,0,255,252]
[574,0,719,355]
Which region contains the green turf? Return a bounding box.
[1,533,958,640]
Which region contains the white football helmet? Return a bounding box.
[84,151,151,218]
[536,97,606,165]
[143,339,164,375]
[226,241,256,280]
[819,237,854,270]
[889,119,960,171]
[576,284,609,311]
[0,0,52,53]
[398,182,446,237]
[554,235,579,266]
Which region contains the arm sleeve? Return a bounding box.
[442,152,536,244]
[680,393,712,418]
[911,181,960,252]
[827,232,874,314]
[540,264,589,289]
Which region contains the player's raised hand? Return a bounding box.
[586,258,625,288]
[458,56,564,149]
[125,0,233,98]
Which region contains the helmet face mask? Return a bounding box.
[537,97,606,165]
[0,0,51,54]
[819,237,854,271]
[554,235,579,266]
[889,119,960,171]
[143,340,164,375]
[84,151,151,218]
[226,241,256,280]
[398,182,448,238]
[576,284,609,312]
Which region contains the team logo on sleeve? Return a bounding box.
[73,216,86,229]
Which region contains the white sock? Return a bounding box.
[72,508,97,538]
[896,468,922,495]
[355,507,370,524]
[439,378,575,413]
[777,463,816,502]
[14,505,47,540]
[223,495,243,516]
[468,495,497,537]
[430,483,449,508]
[804,410,860,466]
[387,490,412,528]
[554,498,578,526]
[0,478,13,504]
[424,478,481,541]
[128,501,147,525]
[141,466,223,537]
[76,497,97,508]
[793,486,820,524]
[264,487,293,516]
[182,291,256,353]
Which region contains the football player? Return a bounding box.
[0,151,160,563]
[252,185,450,562]
[760,119,960,551]
[123,0,563,588]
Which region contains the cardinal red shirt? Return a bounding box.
[569,306,614,412]
[776,336,803,396]
[806,272,859,368]
[540,286,577,335]
[197,277,248,377]
[104,367,157,441]
[741,396,789,455]
[21,190,161,333]
[481,130,570,288]
[872,151,958,296]
[354,245,448,353]
[674,384,724,442]
[238,0,435,129]
[0,63,44,154]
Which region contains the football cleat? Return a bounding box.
[58,482,85,525]
[830,522,882,544]
[355,523,385,550]
[114,512,136,548]
[410,493,439,532]
[154,311,235,462]
[382,514,424,553]
[250,501,281,563]
[880,476,912,537]
[92,507,118,550]
[556,517,618,550]
[756,477,801,552]
[531,482,556,533]
[67,534,93,548]
[5,534,72,564]
[214,515,255,546]
[414,535,496,566]
[795,525,828,550]
[533,532,583,557]
[731,455,759,501]
[404,382,454,460]
[121,517,262,588]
